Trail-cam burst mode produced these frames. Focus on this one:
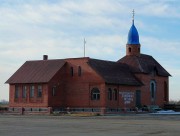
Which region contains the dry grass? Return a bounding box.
[0,104,8,108]
[68,112,100,117]
[52,112,100,117]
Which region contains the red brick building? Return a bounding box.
[6,18,170,114]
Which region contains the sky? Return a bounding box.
[0,0,180,101]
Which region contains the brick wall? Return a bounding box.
[63,58,105,108]
[100,73,168,110]
[9,57,169,111]
[135,73,169,107]
[9,83,48,107]
[105,84,140,109]
[126,44,141,56]
[48,66,66,107]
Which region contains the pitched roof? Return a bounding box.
[5,59,65,84]
[118,54,171,77]
[88,58,142,86]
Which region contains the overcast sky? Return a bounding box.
[0,0,180,101]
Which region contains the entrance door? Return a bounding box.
[136,90,141,108]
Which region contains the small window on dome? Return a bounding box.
[129,47,131,53]
[138,48,140,53]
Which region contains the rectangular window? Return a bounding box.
[30,85,34,98]
[52,86,56,96]
[22,86,27,98]
[38,85,42,97]
[15,85,19,98]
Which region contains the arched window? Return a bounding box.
[70,67,73,77]
[150,80,156,103]
[138,47,140,53]
[91,88,100,100]
[78,66,81,76]
[164,81,168,102]
[108,88,112,100]
[129,47,131,53]
[113,89,118,100]
[151,83,155,98]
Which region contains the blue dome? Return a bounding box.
[127,22,140,45]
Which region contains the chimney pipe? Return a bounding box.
[43,55,48,60]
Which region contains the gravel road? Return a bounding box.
[0,114,180,136]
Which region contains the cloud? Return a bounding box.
[122,0,180,18]
[0,0,180,100]
[141,36,180,56]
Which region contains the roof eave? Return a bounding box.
[105,82,142,86]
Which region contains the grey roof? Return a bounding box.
[5,59,65,84]
[118,54,171,77]
[6,54,170,85]
[88,58,142,86]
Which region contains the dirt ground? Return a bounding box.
[0,114,180,136]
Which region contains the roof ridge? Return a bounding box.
[135,56,144,72]
[89,58,116,63]
[26,59,65,62]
